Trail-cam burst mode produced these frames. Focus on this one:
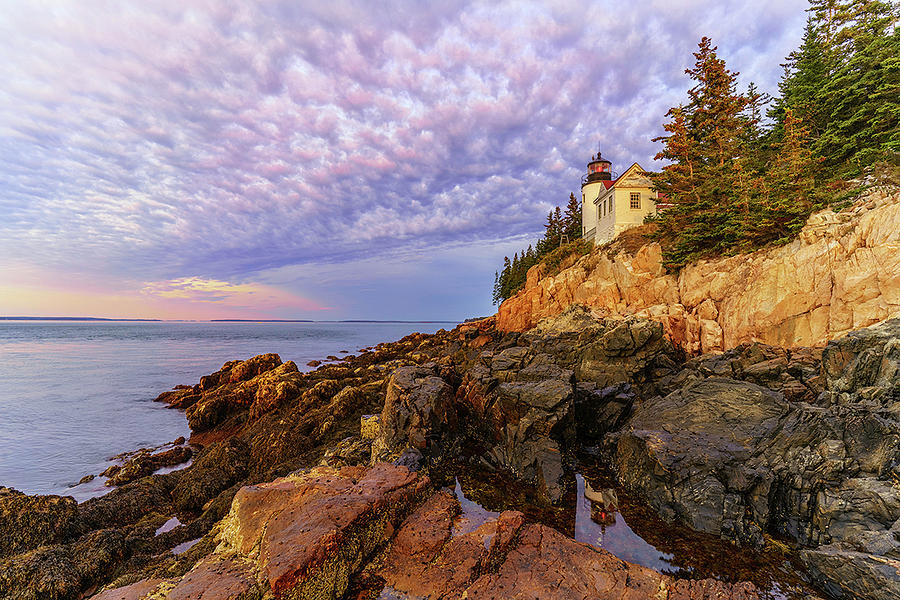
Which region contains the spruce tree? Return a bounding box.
[772,18,830,143]
[751,109,823,245]
[563,192,582,240]
[652,37,751,268]
[798,0,900,170]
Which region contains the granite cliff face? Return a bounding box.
[498,186,900,354]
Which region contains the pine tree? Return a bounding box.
[807,0,846,44]
[563,192,582,240]
[685,37,750,172]
[492,271,501,305]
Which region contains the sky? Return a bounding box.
[0,0,810,321]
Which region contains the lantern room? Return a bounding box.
[584,153,613,183]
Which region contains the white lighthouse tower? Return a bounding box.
[580,152,613,243]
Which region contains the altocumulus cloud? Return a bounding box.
[0,0,807,318]
[140,276,330,311]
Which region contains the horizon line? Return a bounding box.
[0,316,474,324]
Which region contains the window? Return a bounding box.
[630,192,641,209]
[609,197,613,213]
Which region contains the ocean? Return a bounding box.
[0,320,454,500]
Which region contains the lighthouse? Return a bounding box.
[581,152,613,242]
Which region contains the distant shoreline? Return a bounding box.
[0,316,162,322]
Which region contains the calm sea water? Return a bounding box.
[0,320,453,500]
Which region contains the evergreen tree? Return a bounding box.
[492,271,501,305]
[807,0,846,44]
[813,1,900,169]
[652,37,752,268]
[749,109,824,246]
[563,192,582,240]
[772,17,830,143]
[553,206,564,245]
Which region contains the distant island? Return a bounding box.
[210,319,315,322]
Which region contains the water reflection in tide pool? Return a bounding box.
[443,459,817,600]
[574,473,677,573]
[452,477,500,537]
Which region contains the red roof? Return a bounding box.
[601,179,617,189]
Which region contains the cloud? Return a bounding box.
[140,276,330,310]
[0,0,809,318]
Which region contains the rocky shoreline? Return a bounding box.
[2,307,899,599]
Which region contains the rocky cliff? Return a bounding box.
[498,185,900,354]
[6,308,900,600]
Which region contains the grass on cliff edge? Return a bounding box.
[538,238,593,278]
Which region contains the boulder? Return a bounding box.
[0,528,125,600]
[802,543,900,600]
[171,437,250,514]
[602,319,900,600]
[0,489,80,558]
[371,365,457,463]
[454,311,675,504]
[93,464,428,600]
[158,354,299,434]
[104,446,192,487]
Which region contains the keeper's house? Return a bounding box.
[580,153,669,245]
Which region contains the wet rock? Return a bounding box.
[802,543,900,600]
[246,360,304,420]
[393,447,424,472]
[166,555,259,599]
[673,342,825,402]
[0,528,126,600]
[299,378,342,408]
[154,464,427,600]
[575,382,635,442]
[104,446,193,487]
[0,490,80,558]
[360,414,380,440]
[451,310,677,504]
[380,490,761,600]
[158,354,297,434]
[822,318,900,408]
[371,365,457,463]
[78,476,173,530]
[608,378,791,545]
[608,365,900,551]
[320,436,372,468]
[602,319,900,599]
[171,437,249,514]
[90,578,166,600]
